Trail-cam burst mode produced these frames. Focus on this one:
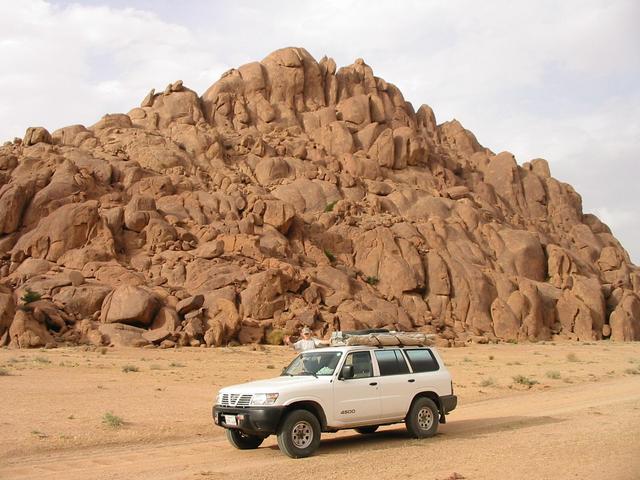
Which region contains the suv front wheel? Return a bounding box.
[406,397,439,438]
[276,409,321,458]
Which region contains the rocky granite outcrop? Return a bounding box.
[0,47,638,348]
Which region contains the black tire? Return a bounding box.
[225,429,264,449]
[405,397,439,438]
[276,409,321,458]
[355,425,379,434]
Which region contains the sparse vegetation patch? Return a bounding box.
[324,200,337,212]
[21,288,41,304]
[102,412,124,428]
[365,276,379,285]
[479,377,496,387]
[266,329,285,345]
[512,375,538,387]
[324,249,336,262]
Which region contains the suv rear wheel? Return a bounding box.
[406,397,439,438]
[355,425,379,434]
[225,429,264,449]
[276,409,321,458]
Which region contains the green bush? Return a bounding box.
[102,412,124,428]
[324,201,337,212]
[479,377,495,387]
[365,276,379,285]
[512,375,538,387]
[324,249,336,262]
[21,288,41,304]
[265,329,285,345]
[546,370,561,379]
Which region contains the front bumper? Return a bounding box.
[213,405,285,435]
[440,394,458,414]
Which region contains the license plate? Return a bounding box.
[224,415,237,426]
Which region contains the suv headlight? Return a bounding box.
[250,393,279,406]
[215,393,223,405]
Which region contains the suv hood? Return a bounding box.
[220,375,328,394]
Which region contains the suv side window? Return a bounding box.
[405,349,440,373]
[344,351,373,378]
[374,349,410,376]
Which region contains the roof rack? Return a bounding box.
[330,331,435,347]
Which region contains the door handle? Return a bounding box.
[408,379,415,383]
[369,382,378,386]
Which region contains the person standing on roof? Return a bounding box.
[285,326,325,352]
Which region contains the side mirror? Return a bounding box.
[341,365,354,380]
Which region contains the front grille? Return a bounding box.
[220,393,253,408]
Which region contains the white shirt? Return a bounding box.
[293,338,321,352]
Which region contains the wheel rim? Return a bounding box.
[417,407,434,430]
[291,420,313,449]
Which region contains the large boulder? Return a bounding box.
[0,286,16,336]
[100,286,160,327]
[23,127,52,146]
[143,307,180,343]
[12,201,101,262]
[555,276,605,340]
[496,229,546,281]
[54,284,113,319]
[99,323,149,347]
[176,295,204,315]
[609,291,640,341]
[354,227,424,298]
[9,309,54,348]
[0,180,34,234]
[490,298,520,341]
[240,269,301,320]
[262,199,296,234]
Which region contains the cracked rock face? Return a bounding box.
[0,47,638,349]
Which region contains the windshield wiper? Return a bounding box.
[298,370,318,378]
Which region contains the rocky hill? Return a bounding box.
[0,47,638,349]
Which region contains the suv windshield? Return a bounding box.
[282,351,343,376]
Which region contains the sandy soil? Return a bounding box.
[1,341,639,479]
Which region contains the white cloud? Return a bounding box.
[0,0,638,262]
[0,1,227,138]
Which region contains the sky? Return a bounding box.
[1,0,638,263]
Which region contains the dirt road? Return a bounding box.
[2,375,639,480]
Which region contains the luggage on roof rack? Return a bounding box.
[342,328,390,335]
[330,331,435,347]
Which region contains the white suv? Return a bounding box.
[213,344,457,458]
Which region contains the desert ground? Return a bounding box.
[1,342,639,480]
